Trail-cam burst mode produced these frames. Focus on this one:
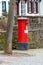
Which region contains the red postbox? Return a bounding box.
[17,17,29,50]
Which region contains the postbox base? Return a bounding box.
[17,43,29,50]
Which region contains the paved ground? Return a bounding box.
[0,48,43,65]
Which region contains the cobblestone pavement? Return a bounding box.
[0,49,43,65]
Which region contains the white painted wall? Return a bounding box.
[0,0,9,16]
[40,0,43,16]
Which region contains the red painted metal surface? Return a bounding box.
[17,17,29,43]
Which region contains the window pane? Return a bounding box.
[2,1,6,12]
[21,1,25,15]
[32,1,34,13]
[27,1,29,13]
[27,1,32,13]
[36,2,38,13]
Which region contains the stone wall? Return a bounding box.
[29,17,43,48]
[0,17,43,49]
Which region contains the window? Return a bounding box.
[34,1,36,13]
[21,0,26,15]
[2,1,6,12]
[32,1,34,13]
[27,0,39,14]
[33,1,38,13]
[27,1,29,13]
[36,1,38,13]
[27,0,32,13]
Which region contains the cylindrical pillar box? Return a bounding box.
[17,17,29,50]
